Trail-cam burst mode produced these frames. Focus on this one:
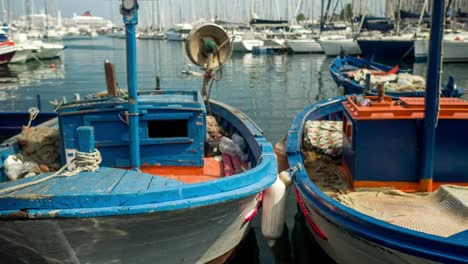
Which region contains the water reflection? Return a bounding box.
[0,60,64,110]
[231,211,338,264]
[291,211,336,264]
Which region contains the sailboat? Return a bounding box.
[280,0,468,263]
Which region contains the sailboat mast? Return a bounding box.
[44,0,48,35]
[157,0,161,31]
[151,0,155,29]
[396,0,402,35]
[421,0,445,192]
[417,0,428,34]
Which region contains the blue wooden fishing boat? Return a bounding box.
[0,3,277,263]
[282,2,468,264]
[330,54,463,97]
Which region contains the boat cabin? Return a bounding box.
[58,90,206,168]
[341,95,468,191]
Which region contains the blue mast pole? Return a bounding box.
[421,0,445,192]
[122,2,140,171]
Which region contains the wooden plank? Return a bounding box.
[4,173,56,196]
[146,175,184,191]
[34,168,127,195]
[111,170,154,194]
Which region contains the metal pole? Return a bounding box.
[123,5,140,171]
[421,0,445,192]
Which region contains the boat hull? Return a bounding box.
[296,189,440,264]
[166,32,187,41]
[286,39,323,53]
[357,39,414,59]
[318,39,361,56]
[0,42,17,65]
[36,48,63,60]
[0,50,15,65]
[233,40,264,52]
[0,194,259,264]
[415,38,468,62]
[10,49,33,63]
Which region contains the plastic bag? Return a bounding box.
[4,155,38,181]
[231,133,246,150]
[219,136,248,161]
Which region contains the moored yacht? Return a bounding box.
[166,23,193,41]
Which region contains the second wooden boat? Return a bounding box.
[330,54,463,97]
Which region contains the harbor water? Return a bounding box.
[1,37,467,263]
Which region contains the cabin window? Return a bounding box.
[148,120,188,138]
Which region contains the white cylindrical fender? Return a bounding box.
[261,170,294,247]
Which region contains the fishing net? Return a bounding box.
[303,120,343,157]
[18,126,61,170]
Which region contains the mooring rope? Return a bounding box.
[26,107,40,128]
[0,149,102,195]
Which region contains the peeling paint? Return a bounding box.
[48,210,61,217]
[1,194,53,200]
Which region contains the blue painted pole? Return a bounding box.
[421,0,445,192]
[123,5,140,171]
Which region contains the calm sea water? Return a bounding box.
[1,37,467,263]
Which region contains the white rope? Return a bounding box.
[0,149,102,195]
[62,149,102,177]
[26,107,40,128]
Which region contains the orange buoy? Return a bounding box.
[50,64,56,69]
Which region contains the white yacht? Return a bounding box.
[415,33,468,62]
[285,34,323,53]
[166,23,193,41]
[232,32,264,52]
[10,33,39,64]
[31,40,65,60]
[318,37,361,56]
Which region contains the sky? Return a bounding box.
[5,0,392,27]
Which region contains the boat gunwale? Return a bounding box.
[286,96,468,263]
[0,99,277,219]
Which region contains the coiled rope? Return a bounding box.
[0,149,102,195]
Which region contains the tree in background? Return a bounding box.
[296,13,307,22]
[344,3,353,21]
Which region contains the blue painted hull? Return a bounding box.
[0,193,258,263]
[286,97,468,264]
[0,112,56,139]
[0,99,277,263]
[357,39,414,59]
[329,55,464,98]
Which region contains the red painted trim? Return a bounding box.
[294,186,328,240]
[244,192,263,223]
[244,208,258,222]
